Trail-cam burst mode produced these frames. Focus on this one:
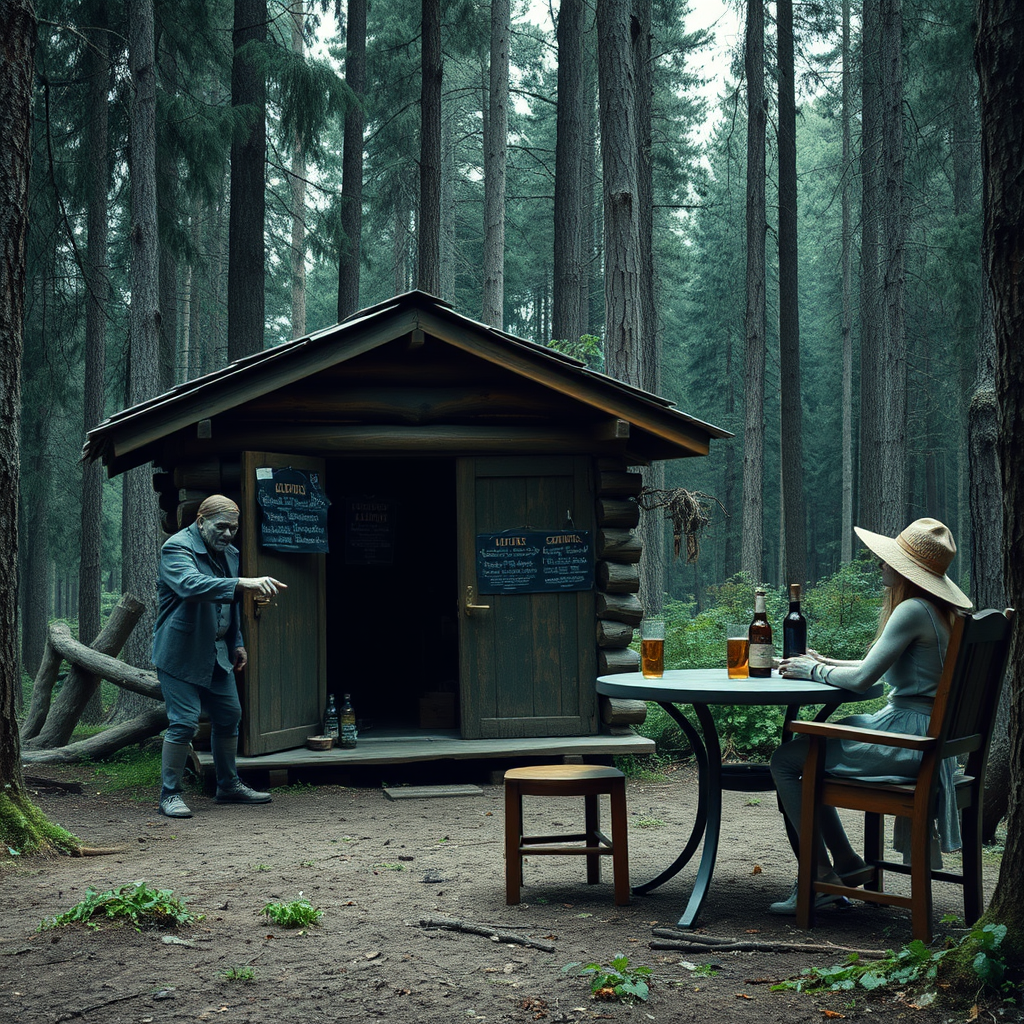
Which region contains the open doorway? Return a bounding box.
[325,457,459,733]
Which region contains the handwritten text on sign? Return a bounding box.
[476,530,593,595]
[255,467,330,553]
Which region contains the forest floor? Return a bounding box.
[0,758,1017,1024]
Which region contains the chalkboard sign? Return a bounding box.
[476,530,593,595]
[344,497,398,565]
[255,466,330,553]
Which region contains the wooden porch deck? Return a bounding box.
[195,728,654,775]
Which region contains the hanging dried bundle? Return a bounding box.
[635,488,729,563]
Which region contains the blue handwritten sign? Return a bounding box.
[255,467,330,553]
[476,530,593,595]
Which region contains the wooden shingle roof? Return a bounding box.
[84,290,730,474]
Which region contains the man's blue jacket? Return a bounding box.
[152,522,244,684]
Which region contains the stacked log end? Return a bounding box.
[154,459,242,535]
[594,460,647,730]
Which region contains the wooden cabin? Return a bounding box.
[84,291,729,768]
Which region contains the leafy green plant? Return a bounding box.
[562,954,652,1003]
[772,923,1013,998]
[223,966,256,981]
[261,896,322,928]
[633,816,667,829]
[690,963,719,978]
[40,882,194,932]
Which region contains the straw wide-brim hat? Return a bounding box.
[854,518,972,610]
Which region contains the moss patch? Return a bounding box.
[0,788,81,857]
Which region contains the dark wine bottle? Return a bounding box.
[748,588,773,678]
[782,583,807,658]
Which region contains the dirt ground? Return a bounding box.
[0,759,1017,1024]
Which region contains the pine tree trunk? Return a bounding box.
[552,0,586,347]
[777,0,805,587]
[0,0,35,804]
[80,12,109,712]
[597,0,641,389]
[741,0,767,582]
[228,0,267,361]
[418,0,442,294]
[338,0,366,320]
[877,0,907,536]
[481,0,509,329]
[977,0,1024,940]
[290,3,307,338]
[858,0,882,534]
[118,0,161,716]
[840,0,854,563]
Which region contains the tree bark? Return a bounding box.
[0,0,35,821]
[80,8,110,722]
[840,0,854,562]
[289,1,307,338]
[877,0,907,536]
[741,0,767,582]
[777,0,805,587]
[418,0,442,294]
[976,0,1024,940]
[858,0,882,534]
[552,0,586,347]
[481,0,509,329]
[597,0,641,389]
[227,0,267,361]
[119,0,162,710]
[338,0,366,320]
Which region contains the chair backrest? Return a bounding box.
[928,608,1014,772]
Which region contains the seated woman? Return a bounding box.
[768,518,972,915]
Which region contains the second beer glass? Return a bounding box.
[641,619,665,678]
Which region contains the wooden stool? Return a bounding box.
[504,764,630,906]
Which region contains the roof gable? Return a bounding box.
[84,291,729,474]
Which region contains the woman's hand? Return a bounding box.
[779,655,817,679]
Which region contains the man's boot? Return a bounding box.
[211,734,271,804]
[160,740,194,817]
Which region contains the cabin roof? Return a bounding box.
[84,290,731,475]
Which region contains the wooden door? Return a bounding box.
[457,456,596,739]
[240,451,327,755]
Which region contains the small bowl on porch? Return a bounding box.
[306,735,334,751]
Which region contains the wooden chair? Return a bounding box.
[504,764,630,906]
[789,607,1014,942]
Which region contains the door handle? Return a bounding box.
[464,586,491,617]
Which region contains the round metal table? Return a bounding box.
[596,668,883,928]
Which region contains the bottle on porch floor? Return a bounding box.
[339,694,358,748]
[323,694,340,740]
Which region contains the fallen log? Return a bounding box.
[20,706,168,765]
[45,622,162,701]
[18,641,64,742]
[21,595,149,750]
[419,916,556,952]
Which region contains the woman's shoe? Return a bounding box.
[768,873,849,916]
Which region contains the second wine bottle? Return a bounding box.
[748,588,773,678]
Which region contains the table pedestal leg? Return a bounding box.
[631,702,710,896]
[675,703,721,927]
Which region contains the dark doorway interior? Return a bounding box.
[325,458,459,731]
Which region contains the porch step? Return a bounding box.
[195,729,655,771]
